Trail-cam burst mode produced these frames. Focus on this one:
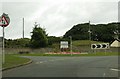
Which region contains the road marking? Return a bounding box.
[39,62,43,63]
[103,73,106,77]
[35,61,43,64]
[35,62,39,64]
[110,68,120,72]
[50,60,54,61]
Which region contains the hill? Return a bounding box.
[63,22,120,43]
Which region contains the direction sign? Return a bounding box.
[0,13,10,27]
[60,41,68,48]
[91,43,109,49]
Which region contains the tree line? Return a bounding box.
[5,22,120,48]
[64,22,120,43]
[5,25,61,48]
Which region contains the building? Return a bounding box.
[110,39,120,47]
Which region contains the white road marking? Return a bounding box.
[35,59,66,64]
[35,62,39,64]
[110,68,120,72]
[35,61,44,64]
[103,73,106,77]
[39,62,43,63]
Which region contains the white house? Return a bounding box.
[110,39,120,47]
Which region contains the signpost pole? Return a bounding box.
[70,36,72,56]
[2,26,5,64]
[0,13,10,64]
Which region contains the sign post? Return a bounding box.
[2,27,5,64]
[0,13,10,64]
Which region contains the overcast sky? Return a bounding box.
[0,0,119,39]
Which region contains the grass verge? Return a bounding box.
[3,54,31,69]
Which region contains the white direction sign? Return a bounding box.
[60,41,68,48]
[91,43,110,49]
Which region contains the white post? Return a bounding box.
[2,26,5,64]
[23,18,24,38]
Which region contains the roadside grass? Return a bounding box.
[73,40,104,46]
[3,54,31,69]
[15,52,119,56]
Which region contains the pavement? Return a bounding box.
[2,56,119,77]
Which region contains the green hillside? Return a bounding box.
[64,22,120,43]
[73,40,103,46]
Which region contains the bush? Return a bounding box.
[18,51,30,54]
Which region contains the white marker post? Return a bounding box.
[2,26,5,64]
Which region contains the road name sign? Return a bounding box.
[91,43,110,49]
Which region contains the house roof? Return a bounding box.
[110,39,120,47]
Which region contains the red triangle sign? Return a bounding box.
[0,16,9,27]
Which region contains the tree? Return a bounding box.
[5,38,30,48]
[30,24,48,48]
[63,22,120,43]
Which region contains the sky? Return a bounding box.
[0,0,119,39]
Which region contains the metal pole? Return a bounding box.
[89,21,91,53]
[89,21,91,41]
[2,26,5,64]
[70,36,72,56]
[23,18,24,38]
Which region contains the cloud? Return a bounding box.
[0,0,118,39]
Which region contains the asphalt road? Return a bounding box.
[3,56,119,77]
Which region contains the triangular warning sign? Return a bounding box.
[0,16,9,26]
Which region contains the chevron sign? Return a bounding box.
[91,43,110,49]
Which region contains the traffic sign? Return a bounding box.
[0,13,10,27]
[91,43,109,49]
[60,41,68,48]
[0,13,10,64]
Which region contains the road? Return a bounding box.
[3,56,119,77]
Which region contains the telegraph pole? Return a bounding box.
[23,18,24,38]
[89,21,91,41]
[88,21,91,53]
[69,36,72,56]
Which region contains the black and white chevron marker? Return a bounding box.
[91,43,109,49]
